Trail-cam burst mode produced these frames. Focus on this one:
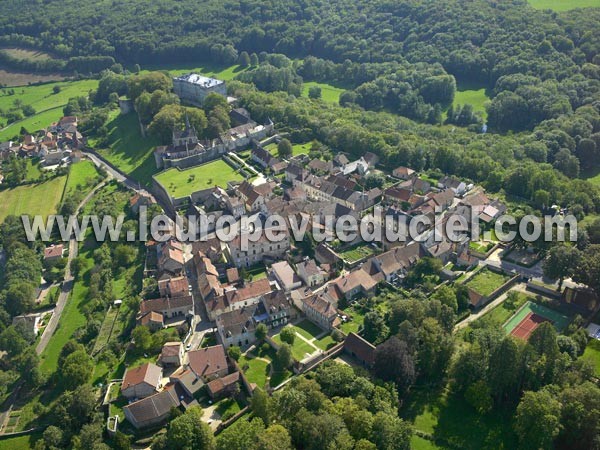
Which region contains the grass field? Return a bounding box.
[96,110,160,184]
[581,339,600,376]
[292,143,311,156]
[0,107,62,141]
[528,0,600,10]
[339,306,365,335]
[142,62,248,81]
[411,436,440,450]
[502,301,570,335]
[64,160,101,197]
[583,169,600,187]
[302,81,344,104]
[464,268,510,297]
[401,387,518,449]
[272,328,318,361]
[0,175,66,222]
[452,83,491,121]
[0,78,97,138]
[294,319,324,341]
[25,158,42,182]
[239,352,270,388]
[0,79,96,112]
[314,334,336,351]
[155,159,245,198]
[0,431,43,450]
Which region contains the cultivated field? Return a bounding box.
[528,0,600,10]
[0,175,67,222]
[155,159,245,198]
[0,47,55,61]
[0,68,66,87]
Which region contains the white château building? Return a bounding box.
[173,73,227,106]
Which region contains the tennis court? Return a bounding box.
[503,301,569,340]
[509,312,552,339]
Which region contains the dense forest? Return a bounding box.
[0,0,598,132]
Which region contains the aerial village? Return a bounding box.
[92,73,599,436]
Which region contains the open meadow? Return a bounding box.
[96,110,160,184]
[0,78,98,140]
[528,0,600,10]
[301,81,344,103]
[450,82,491,122]
[0,175,66,222]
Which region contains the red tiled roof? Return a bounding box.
[161,342,182,358]
[187,345,227,378]
[44,244,64,259]
[206,371,240,396]
[121,363,162,391]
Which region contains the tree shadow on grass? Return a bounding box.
[433,393,517,450]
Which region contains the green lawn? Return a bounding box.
[239,352,270,388]
[0,175,67,222]
[64,160,101,197]
[292,320,322,340]
[154,159,245,198]
[0,432,43,450]
[142,63,248,81]
[400,387,518,449]
[272,332,317,361]
[584,169,600,187]
[469,240,494,253]
[451,83,490,122]
[215,397,245,419]
[292,143,311,156]
[411,436,441,450]
[25,159,43,182]
[464,268,510,297]
[581,339,600,376]
[96,110,160,185]
[302,81,344,104]
[528,0,600,10]
[0,79,96,116]
[314,334,336,351]
[339,307,365,335]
